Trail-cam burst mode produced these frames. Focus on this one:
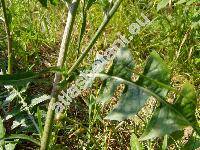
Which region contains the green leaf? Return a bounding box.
[0,71,38,86]
[29,95,51,108]
[0,117,5,147]
[176,0,187,5]
[157,0,169,11]
[98,78,121,104]
[4,90,18,106]
[130,133,142,150]
[38,0,59,7]
[105,85,149,121]
[37,107,43,137]
[5,134,40,146]
[3,84,28,106]
[139,106,188,141]
[98,47,135,104]
[91,72,167,121]
[137,51,170,98]
[140,83,197,141]
[183,136,200,150]
[92,49,199,141]
[50,0,59,5]
[38,0,48,7]
[106,51,170,121]
[11,118,27,130]
[5,108,21,121]
[109,47,134,80]
[175,83,197,125]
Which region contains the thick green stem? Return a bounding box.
[41,0,122,149]
[40,0,80,149]
[1,0,12,74]
[67,0,123,76]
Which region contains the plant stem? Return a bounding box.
[1,0,12,74]
[1,0,14,136]
[41,0,122,149]
[40,0,80,149]
[67,0,123,76]
[76,0,87,57]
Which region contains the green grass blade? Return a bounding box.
[5,134,40,146]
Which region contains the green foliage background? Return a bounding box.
[0,0,199,149]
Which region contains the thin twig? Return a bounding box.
[175,29,190,60]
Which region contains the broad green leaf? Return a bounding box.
[109,47,134,80]
[0,71,38,86]
[175,83,197,125]
[130,133,142,150]
[98,47,135,104]
[139,106,188,141]
[137,51,170,99]
[92,73,164,121]
[140,83,197,141]
[0,117,5,147]
[105,51,169,121]
[157,0,169,11]
[98,78,121,104]
[105,85,149,121]
[5,134,40,146]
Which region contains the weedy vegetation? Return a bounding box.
[0,0,199,149]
